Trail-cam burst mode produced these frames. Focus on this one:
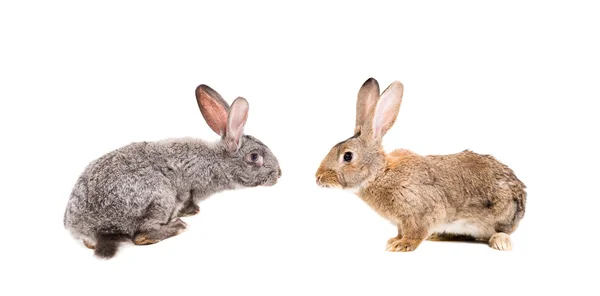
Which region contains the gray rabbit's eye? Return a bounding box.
[246,152,264,166]
[343,152,353,162]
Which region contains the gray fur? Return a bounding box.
[64,85,281,258]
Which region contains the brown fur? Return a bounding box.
[133,234,160,246]
[83,240,95,249]
[316,78,526,252]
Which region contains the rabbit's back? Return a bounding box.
[427,150,525,216]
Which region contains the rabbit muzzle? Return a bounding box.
[261,167,282,187]
[315,169,343,188]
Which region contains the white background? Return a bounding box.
[1,1,599,295]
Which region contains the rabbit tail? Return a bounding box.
[508,179,527,232]
[513,190,526,225]
[94,233,130,259]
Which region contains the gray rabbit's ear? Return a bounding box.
[196,84,230,136]
[225,97,249,153]
[368,81,404,141]
[355,78,380,135]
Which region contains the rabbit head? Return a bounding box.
[315,78,404,190]
[196,85,281,187]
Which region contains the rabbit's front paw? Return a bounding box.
[171,218,188,234]
[386,236,402,247]
[386,238,421,252]
[179,203,200,217]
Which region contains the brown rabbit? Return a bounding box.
[315,78,526,252]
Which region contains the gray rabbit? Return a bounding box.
[64,85,282,258]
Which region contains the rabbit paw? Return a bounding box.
[179,203,200,217]
[489,233,512,251]
[133,234,160,245]
[386,238,420,252]
[386,236,403,246]
[133,219,188,245]
[171,218,188,234]
[83,240,95,249]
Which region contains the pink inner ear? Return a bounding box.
[229,110,248,135]
[372,83,403,139]
[198,91,228,136]
[227,98,249,149]
[373,96,395,136]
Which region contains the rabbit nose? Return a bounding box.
[316,174,322,185]
[278,168,282,178]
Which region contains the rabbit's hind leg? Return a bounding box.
[178,201,200,217]
[133,202,187,246]
[488,233,512,251]
[133,218,187,245]
[83,240,95,249]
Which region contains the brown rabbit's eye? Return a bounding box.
[343,152,353,162]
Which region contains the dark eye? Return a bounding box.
[246,152,264,166]
[343,152,353,162]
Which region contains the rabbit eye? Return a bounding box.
[246,152,263,166]
[343,152,353,162]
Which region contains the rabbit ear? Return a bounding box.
[196,84,230,136]
[355,78,380,134]
[225,97,249,153]
[368,81,404,141]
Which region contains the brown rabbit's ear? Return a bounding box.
[225,97,249,153]
[355,78,380,134]
[367,81,404,141]
[196,85,230,136]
